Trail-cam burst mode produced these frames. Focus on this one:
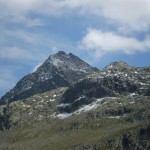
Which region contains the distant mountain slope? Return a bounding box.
[0,88,150,150]
[0,51,98,103]
[60,61,150,113]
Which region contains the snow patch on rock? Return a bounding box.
[57,97,118,119]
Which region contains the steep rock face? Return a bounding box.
[60,62,150,113]
[0,51,98,103]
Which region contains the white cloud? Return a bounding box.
[79,28,150,58]
[1,0,150,31]
[97,0,150,31]
[0,0,67,21]
[67,0,150,31]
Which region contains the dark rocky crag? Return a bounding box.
[60,61,150,113]
[0,51,98,104]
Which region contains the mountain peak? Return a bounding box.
[47,51,98,73]
[55,51,66,56]
[0,51,98,103]
[104,61,129,70]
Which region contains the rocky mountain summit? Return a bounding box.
[0,53,149,150]
[0,51,98,103]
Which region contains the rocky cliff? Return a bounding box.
[0,51,98,103]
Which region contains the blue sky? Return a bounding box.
[0,0,150,97]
